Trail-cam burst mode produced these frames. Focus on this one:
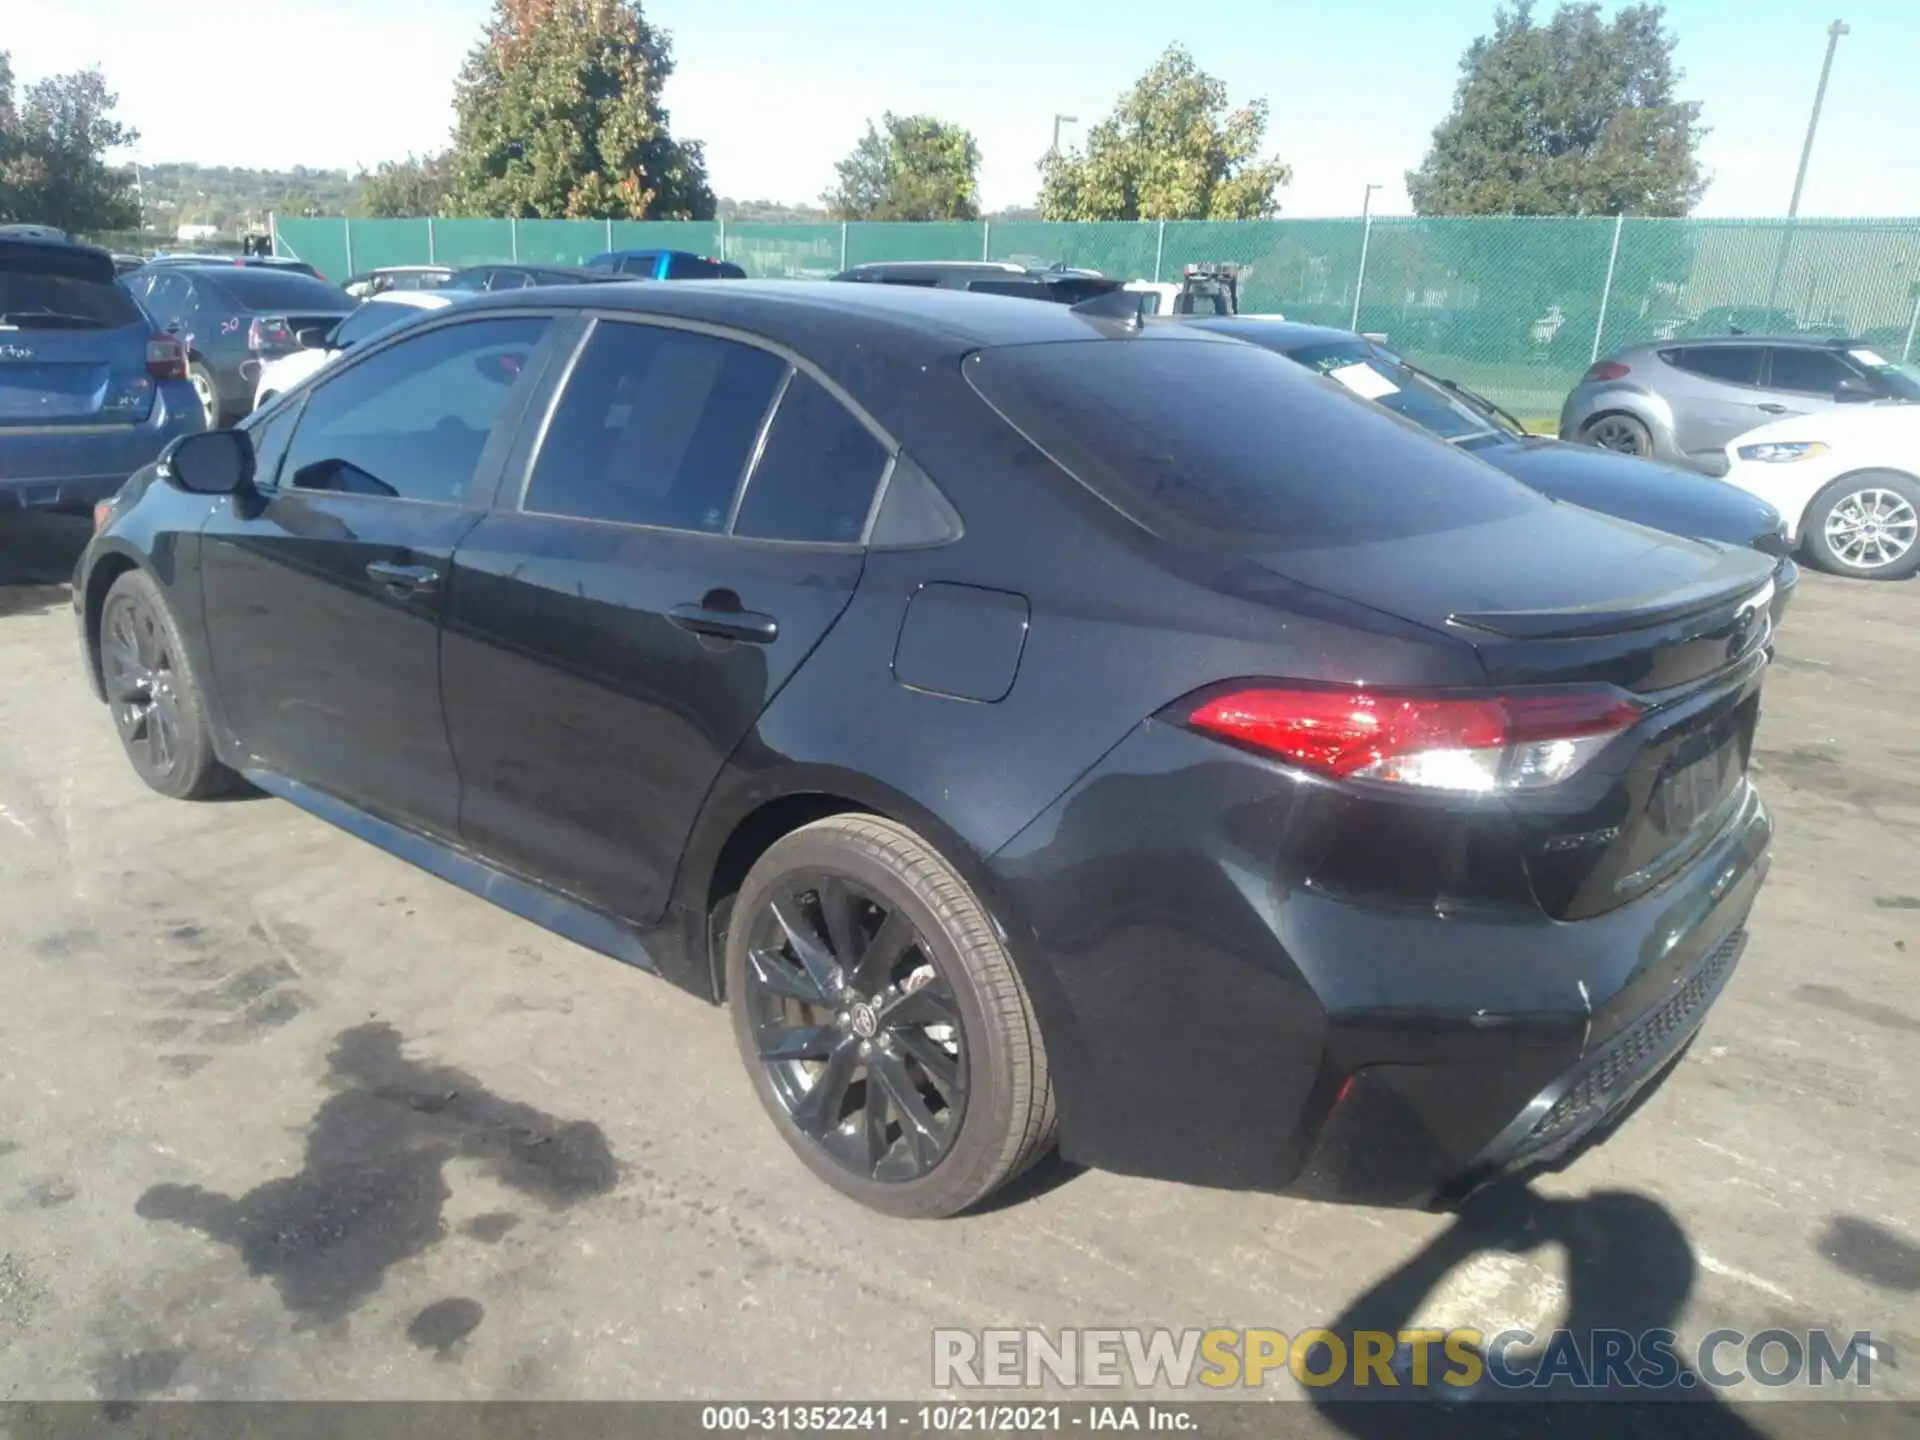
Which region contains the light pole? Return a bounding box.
[1768,20,1848,309]
[1351,183,1382,330]
[1051,114,1078,156]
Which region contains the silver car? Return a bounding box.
[1559,335,1919,475]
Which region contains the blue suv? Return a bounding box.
[1,231,203,524]
[585,248,746,280]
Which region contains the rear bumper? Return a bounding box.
[0,383,202,514]
[986,722,1773,1205]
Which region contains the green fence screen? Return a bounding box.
[274,214,1920,420]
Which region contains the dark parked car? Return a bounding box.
[1560,334,1919,474]
[75,282,1775,1218]
[121,264,354,427]
[586,248,746,279]
[1193,319,1798,623]
[1,232,201,530]
[442,264,628,292]
[832,260,1124,304]
[143,253,326,280]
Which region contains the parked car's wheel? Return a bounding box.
[726,815,1054,1217]
[188,362,222,428]
[1580,412,1653,456]
[99,569,239,799]
[1803,470,1920,580]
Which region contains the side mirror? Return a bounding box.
[1834,375,1875,403]
[161,429,254,495]
[296,325,330,349]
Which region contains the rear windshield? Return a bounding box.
[964,338,1541,552]
[0,269,145,329]
[202,270,347,310]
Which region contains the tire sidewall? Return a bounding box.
[188,361,222,428]
[725,821,1022,1218]
[102,569,219,799]
[1582,413,1651,455]
[1805,470,1920,581]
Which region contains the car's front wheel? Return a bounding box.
[99,569,239,799]
[726,815,1054,1217]
[1804,471,1920,580]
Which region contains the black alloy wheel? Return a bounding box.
[98,569,237,800]
[1583,413,1652,456]
[741,872,968,1183]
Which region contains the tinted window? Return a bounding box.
[202,270,348,310]
[1284,340,1501,442]
[489,271,532,291]
[734,374,891,543]
[242,401,302,489]
[0,269,144,328]
[1666,346,1762,385]
[873,274,941,288]
[968,279,1048,299]
[965,339,1539,552]
[1767,347,1852,395]
[330,301,427,348]
[282,316,546,503]
[522,321,785,531]
[1840,346,1920,401]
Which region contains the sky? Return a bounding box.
[9,0,1919,218]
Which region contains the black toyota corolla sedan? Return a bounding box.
[1187,318,1799,625]
[74,282,1776,1217]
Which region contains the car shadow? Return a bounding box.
[0,582,70,620]
[1,510,91,593]
[1306,1180,1771,1438]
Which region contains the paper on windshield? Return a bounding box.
[1328,361,1400,401]
[1848,348,1890,368]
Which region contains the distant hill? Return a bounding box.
[134,163,358,236]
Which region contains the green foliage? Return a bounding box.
[448,0,714,220]
[132,163,357,232]
[824,113,981,222]
[1037,45,1291,222]
[354,153,454,218]
[1408,2,1708,217]
[0,52,141,232]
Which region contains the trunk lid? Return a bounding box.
[1257,507,1776,920]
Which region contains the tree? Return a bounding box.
[1038,46,1290,222]
[0,53,141,232]
[354,153,453,217]
[823,113,981,222]
[1408,2,1707,217]
[448,0,713,220]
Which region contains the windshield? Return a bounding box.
[1283,340,1505,442]
[0,270,145,329]
[1842,346,1920,401]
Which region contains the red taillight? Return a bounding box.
[145,337,189,381]
[1184,684,1643,793]
[1584,360,1630,382]
[248,315,295,351]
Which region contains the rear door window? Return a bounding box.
[1665,346,1763,386]
[281,316,548,503]
[520,319,786,531]
[733,374,891,543]
[1766,347,1852,395]
[965,338,1539,552]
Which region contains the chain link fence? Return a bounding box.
[273,215,1920,420]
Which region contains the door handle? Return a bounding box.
[1756,403,1788,413]
[366,560,440,597]
[668,602,779,644]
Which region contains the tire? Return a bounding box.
[99,569,239,800]
[1580,412,1653,456]
[188,362,223,429]
[1803,470,1920,580]
[726,815,1055,1217]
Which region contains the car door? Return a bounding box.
[197,313,558,837]
[442,314,893,925]
[1761,346,1854,424]
[1661,344,1773,466]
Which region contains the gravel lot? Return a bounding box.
[1,516,1915,1428]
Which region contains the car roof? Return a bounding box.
[0,233,118,282]
[836,261,1055,279]
[1180,316,1364,349]
[452,276,1231,360]
[1628,334,1864,350]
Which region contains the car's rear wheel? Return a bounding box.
[1581,413,1653,456]
[1804,471,1920,580]
[726,815,1054,1217]
[100,569,239,800]
[188,362,222,429]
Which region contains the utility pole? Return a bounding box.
[1051,114,1078,155]
[1768,20,1849,309]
